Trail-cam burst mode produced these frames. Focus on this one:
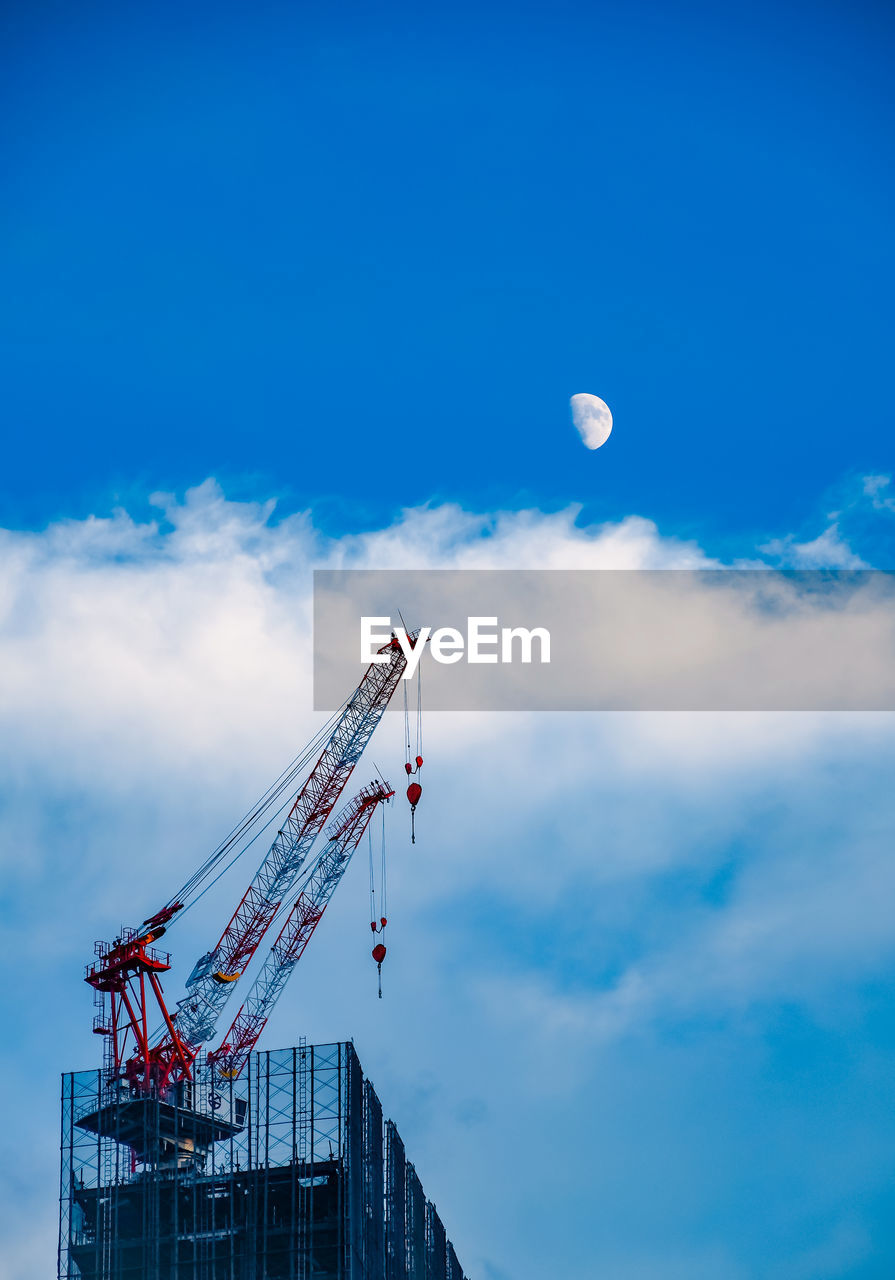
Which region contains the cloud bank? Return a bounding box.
[1,481,894,1280]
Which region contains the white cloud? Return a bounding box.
[760,521,868,569]
[760,471,895,570]
[863,474,895,513]
[1,481,894,1279]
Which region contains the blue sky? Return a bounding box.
[2,3,895,1279]
[3,0,894,542]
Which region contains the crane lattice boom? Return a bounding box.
[209,780,393,1081]
[87,632,416,1092]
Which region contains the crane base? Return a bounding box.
[76,1095,244,1167]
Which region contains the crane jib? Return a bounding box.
[87,631,415,1094]
[155,634,413,1075]
[207,780,393,1082]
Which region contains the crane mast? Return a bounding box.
[209,780,393,1081]
[87,632,416,1093]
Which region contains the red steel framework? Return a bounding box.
[86,633,416,1095]
[209,781,394,1081]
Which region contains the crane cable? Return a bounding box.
[147,837,333,1048]
[403,664,423,843]
[159,701,347,925]
[403,663,423,766]
[368,802,388,997]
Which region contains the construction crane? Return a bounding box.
[208,780,393,1081]
[85,631,417,1097]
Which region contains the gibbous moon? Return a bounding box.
[570,393,613,450]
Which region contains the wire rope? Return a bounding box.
[161,701,347,919]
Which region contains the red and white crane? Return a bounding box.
[208,780,393,1082]
[85,631,418,1095]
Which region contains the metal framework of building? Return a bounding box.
[59,1041,466,1280]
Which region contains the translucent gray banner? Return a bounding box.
[313,570,895,711]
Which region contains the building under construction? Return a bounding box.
[59,1040,466,1279]
[59,636,470,1277]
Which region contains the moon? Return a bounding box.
[570,393,613,450]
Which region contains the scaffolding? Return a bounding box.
[59,1042,467,1280]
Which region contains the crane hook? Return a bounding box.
[372,942,387,998]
